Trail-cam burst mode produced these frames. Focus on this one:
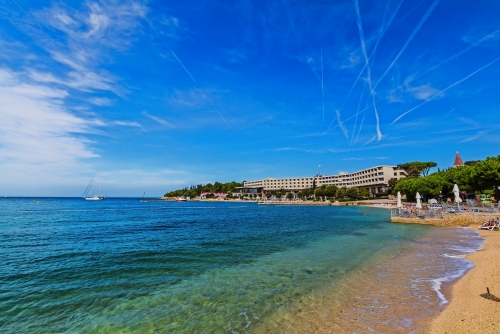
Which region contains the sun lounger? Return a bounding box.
[479,221,499,231]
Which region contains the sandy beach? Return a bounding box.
[428,228,500,333]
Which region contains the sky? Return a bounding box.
[1,0,500,197]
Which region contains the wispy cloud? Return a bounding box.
[168,87,227,109]
[387,78,442,103]
[392,55,500,123]
[0,68,100,185]
[223,48,248,64]
[142,111,176,128]
[112,120,140,127]
[89,97,113,106]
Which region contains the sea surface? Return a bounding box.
[0,198,483,333]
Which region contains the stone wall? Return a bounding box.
[391,213,500,227]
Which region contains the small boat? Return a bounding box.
[83,179,105,201]
[176,197,187,202]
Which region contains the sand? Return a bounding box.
[428,228,500,333]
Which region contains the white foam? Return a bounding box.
[443,254,467,259]
[432,277,449,305]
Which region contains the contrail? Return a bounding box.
[169,49,197,83]
[354,0,382,141]
[321,47,325,123]
[409,26,500,82]
[323,103,372,135]
[375,0,440,89]
[281,0,323,85]
[11,0,43,28]
[213,107,231,128]
[389,0,426,31]
[361,135,377,147]
[146,18,197,83]
[349,84,366,149]
[325,0,404,134]
[392,55,500,124]
[336,109,348,139]
[353,114,366,146]
[147,19,237,129]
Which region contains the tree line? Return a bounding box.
[164,181,243,198]
[392,156,500,200]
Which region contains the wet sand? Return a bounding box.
[429,228,500,333]
[252,226,482,333]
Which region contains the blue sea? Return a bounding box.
[0,198,483,333]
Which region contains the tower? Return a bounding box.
[453,151,464,168]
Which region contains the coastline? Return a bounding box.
[428,228,500,333]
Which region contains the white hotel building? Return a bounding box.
[239,165,408,196]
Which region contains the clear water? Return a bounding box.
[0,198,482,333]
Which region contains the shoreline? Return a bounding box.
[428,228,500,333]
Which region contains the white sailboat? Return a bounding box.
[83,179,105,200]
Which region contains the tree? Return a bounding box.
[398,161,437,178]
[312,179,317,192]
[358,188,370,198]
[346,187,359,199]
[336,187,347,200]
[286,192,293,199]
[388,178,399,193]
[393,176,446,199]
[464,160,481,166]
[324,185,338,197]
[471,156,500,198]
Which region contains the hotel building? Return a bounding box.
[238,165,408,196]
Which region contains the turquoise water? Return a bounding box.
[0,198,480,333]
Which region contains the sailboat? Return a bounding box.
[83,179,105,200]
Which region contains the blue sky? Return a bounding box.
[1,0,500,196]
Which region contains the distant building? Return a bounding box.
[453,151,464,168]
[237,165,408,197]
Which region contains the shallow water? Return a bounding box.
[0,198,482,333]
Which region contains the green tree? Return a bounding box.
[314,188,324,197]
[336,187,347,200]
[358,188,370,198]
[464,160,481,166]
[471,156,500,197]
[324,185,338,197]
[398,161,437,178]
[388,178,399,194]
[346,187,359,200]
[286,192,293,199]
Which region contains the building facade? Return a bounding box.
[239,165,407,196]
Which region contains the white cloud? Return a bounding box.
[387,77,442,103]
[0,68,101,186]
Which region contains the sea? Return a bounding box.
[0,198,483,333]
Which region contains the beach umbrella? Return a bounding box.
[397,191,402,208]
[416,192,422,209]
[453,184,462,203]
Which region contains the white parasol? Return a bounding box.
[397,191,402,208]
[453,184,462,203]
[416,192,422,209]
